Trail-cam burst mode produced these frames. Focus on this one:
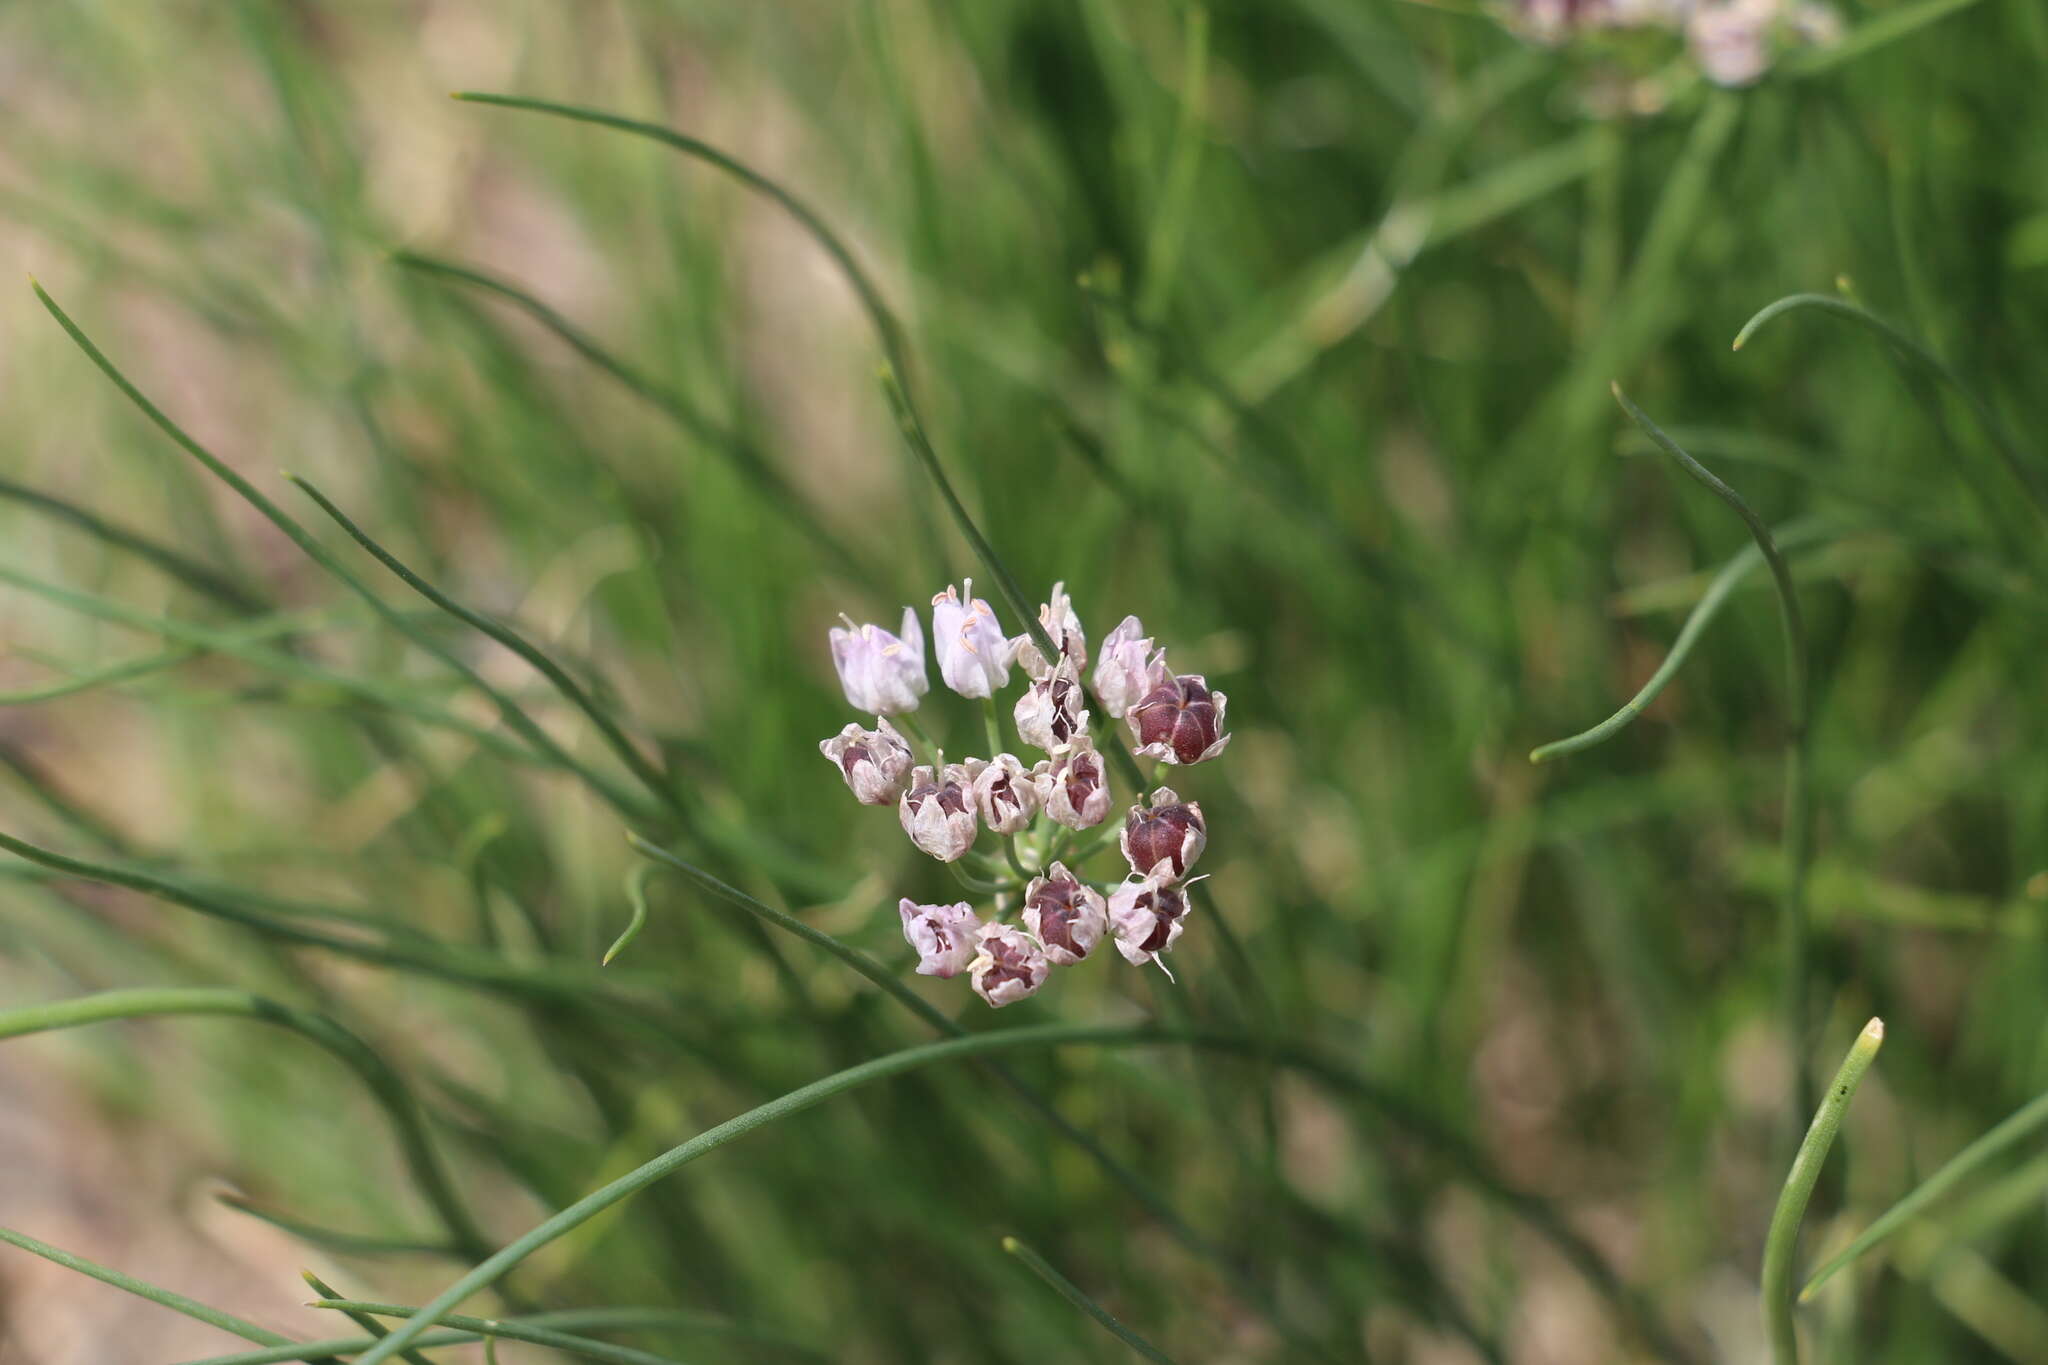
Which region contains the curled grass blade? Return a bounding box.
[1531,517,1840,762]
[1732,292,2047,516]
[1801,1085,2048,1299]
[1002,1236,1180,1364]
[1608,386,1816,1117]
[1761,1018,1885,1365]
[605,862,657,966]
[0,988,491,1262]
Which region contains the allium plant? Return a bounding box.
[1500,0,1841,90]
[821,585,1230,1006]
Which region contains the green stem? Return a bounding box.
[1003,1235,1180,1364]
[0,1225,295,1352]
[1611,385,1816,1116]
[1762,1018,1885,1364]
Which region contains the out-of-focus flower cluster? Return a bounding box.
[820,582,1229,1007]
[1506,0,1840,88]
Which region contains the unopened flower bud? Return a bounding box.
[828,607,928,715]
[1121,787,1206,882]
[1127,673,1230,765]
[931,580,1014,698]
[965,753,1040,835]
[1014,658,1090,752]
[1109,873,1190,969]
[970,923,1050,1007]
[1093,615,1168,720]
[1032,738,1111,831]
[1021,861,1108,965]
[1012,580,1088,681]
[899,763,979,862]
[898,898,983,978]
[819,718,914,805]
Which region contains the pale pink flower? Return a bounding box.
[1092,615,1168,720]
[899,898,983,978]
[931,580,1014,699]
[1014,658,1090,752]
[970,923,1050,1007]
[1021,862,1108,966]
[819,718,914,805]
[1109,873,1191,971]
[898,763,979,862]
[828,608,927,715]
[1012,581,1088,681]
[965,753,1039,835]
[1032,738,1111,831]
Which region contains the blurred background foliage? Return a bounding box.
[1,1,2046,1361]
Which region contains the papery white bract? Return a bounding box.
[829,607,928,715]
[899,898,983,977]
[1015,658,1090,752]
[819,718,914,805]
[1092,615,1168,720]
[1127,673,1229,766]
[1032,738,1111,831]
[966,753,1039,835]
[1121,787,1207,882]
[1021,861,1107,965]
[898,762,979,862]
[1108,873,1190,970]
[931,580,1013,699]
[970,923,1050,1007]
[1012,581,1087,681]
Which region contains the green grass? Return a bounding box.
[1,2,2045,1361]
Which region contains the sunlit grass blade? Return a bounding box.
[30,280,662,826]
[1732,292,2047,517]
[0,643,200,705]
[1609,385,1816,1116]
[1761,1017,1884,1365]
[0,1225,299,1353]
[388,250,865,579]
[1002,1235,1180,1365]
[0,988,492,1262]
[1531,518,1840,762]
[1801,1085,2048,1299]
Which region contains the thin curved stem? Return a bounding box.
[1761,1018,1885,1364]
[0,1225,295,1352]
[0,989,491,1263]
[1531,517,1840,762]
[1732,292,2047,516]
[606,862,657,966]
[1610,385,1816,1117]
[1003,1235,1180,1364]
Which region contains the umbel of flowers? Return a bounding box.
[821,582,1229,1007]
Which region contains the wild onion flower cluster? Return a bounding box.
[1504,0,1840,88]
[821,583,1229,1007]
